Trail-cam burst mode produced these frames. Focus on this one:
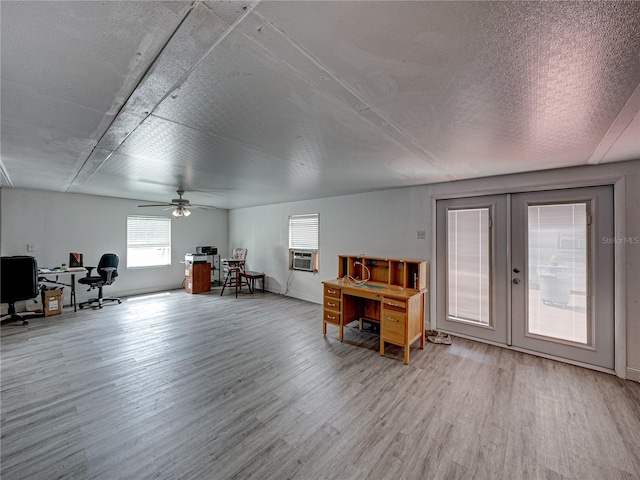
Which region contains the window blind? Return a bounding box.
[127,215,172,268]
[289,213,319,250]
[447,208,489,324]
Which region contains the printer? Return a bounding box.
[185,253,208,264]
[196,246,217,255]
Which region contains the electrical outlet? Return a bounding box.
[417,230,426,239]
[27,244,35,252]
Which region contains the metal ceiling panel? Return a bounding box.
[252,1,640,174]
[151,28,442,181]
[1,1,639,208]
[67,1,238,191]
[90,114,425,208]
[0,0,191,190]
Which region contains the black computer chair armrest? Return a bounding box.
[102,267,116,283]
[84,266,96,276]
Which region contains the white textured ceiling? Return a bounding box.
[2,1,639,209]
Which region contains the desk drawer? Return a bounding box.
[382,310,406,344]
[383,297,406,313]
[324,285,341,299]
[324,298,341,311]
[323,310,340,325]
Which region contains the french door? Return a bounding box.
[435,195,508,344]
[436,186,614,370]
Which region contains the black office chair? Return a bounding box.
[1,256,39,325]
[78,254,122,309]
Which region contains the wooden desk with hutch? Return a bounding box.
[322,255,428,364]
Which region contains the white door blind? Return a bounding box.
[447,208,490,325]
[127,215,171,268]
[289,213,319,250]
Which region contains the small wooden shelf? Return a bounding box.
[337,255,428,291]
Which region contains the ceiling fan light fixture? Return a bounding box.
[172,206,191,217]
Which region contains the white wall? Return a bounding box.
[0,189,228,303]
[229,160,640,380]
[228,187,428,303]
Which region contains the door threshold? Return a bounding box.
[437,329,616,376]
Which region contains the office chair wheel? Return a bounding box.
[22,320,28,326]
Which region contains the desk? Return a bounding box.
[38,268,86,312]
[322,279,426,364]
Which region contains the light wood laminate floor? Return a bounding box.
[2,289,639,480]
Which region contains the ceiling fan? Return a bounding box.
[137,190,213,217]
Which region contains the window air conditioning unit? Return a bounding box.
[292,250,315,272]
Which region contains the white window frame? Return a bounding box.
[127,215,172,268]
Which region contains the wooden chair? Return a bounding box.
[245,271,265,292]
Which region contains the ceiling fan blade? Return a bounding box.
[187,204,216,210]
[137,191,216,212]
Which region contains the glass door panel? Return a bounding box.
[527,203,588,344]
[447,208,490,325]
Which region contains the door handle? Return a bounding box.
[513,278,520,285]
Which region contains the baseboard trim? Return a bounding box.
[626,367,640,383]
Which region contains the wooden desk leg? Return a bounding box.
[380,340,385,356]
[339,322,344,341]
[323,321,327,335]
[404,346,410,365]
[420,331,425,349]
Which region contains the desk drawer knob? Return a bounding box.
[388,302,400,307]
[387,317,399,322]
[327,302,336,307]
[327,289,336,294]
[327,314,336,320]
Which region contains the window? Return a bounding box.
[127,215,171,268]
[289,213,319,250]
[289,213,319,272]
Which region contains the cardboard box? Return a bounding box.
[43,287,64,316]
